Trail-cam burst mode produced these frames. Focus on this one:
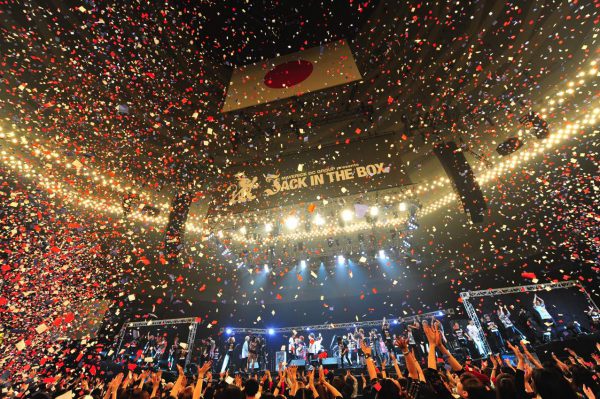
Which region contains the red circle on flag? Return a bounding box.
[264,60,313,88]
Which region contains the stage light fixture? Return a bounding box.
[268,328,275,335]
[284,215,299,230]
[337,255,345,264]
[398,202,407,212]
[341,209,354,222]
[226,328,232,335]
[313,213,325,226]
[369,206,379,216]
[239,226,247,235]
[264,222,273,233]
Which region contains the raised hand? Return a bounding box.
[307,369,315,387]
[583,384,596,399]
[198,361,212,377]
[395,336,408,352]
[318,365,325,383]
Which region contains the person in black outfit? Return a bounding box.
[408,317,425,361]
[220,336,237,373]
[381,317,394,354]
[451,322,470,359]
[483,314,505,353]
[337,336,351,369]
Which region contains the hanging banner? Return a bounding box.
[221,40,362,112]
[209,135,410,215]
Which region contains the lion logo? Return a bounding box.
[228,172,259,205]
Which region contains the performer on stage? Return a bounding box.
[407,318,424,361]
[143,333,157,358]
[451,322,470,359]
[498,305,525,344]
[307,332,322,365]
[296,335,307,361]
[382,317,394,354]
[168,340,179,370]
[483,314,505,354]
[337,336,351,369]
[466,320,485,357]
[288,330,297,361]
[586,306,600,332]
[533,294,557,339]
[201,337,216,365]
[256,336,267,371]
[353,328,365,366]
[155,335,167,361]
[241,336,250,371]
[247,335,259,371]
[220,336,237,373]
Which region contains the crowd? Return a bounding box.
[4,320,599,399]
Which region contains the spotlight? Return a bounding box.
[393,320,398,325]
[369,206,379,216]
[268,328,275,335]
[264,222,273,233]
[226,328,232,335]
[398,202,407,212]
[341,209,354,222]
[300,260,307,269]
[284,215,299,230]
[239,226,247,235]
[337,255,345,264]
[496,136,524,156]
[378,249,385,259]
[313,213,325,226]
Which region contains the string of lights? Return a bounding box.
[1,60,597,239]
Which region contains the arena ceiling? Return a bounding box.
[1,0,598,248]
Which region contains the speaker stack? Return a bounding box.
[433,141,487,223]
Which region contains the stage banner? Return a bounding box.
[221,39,362,112]
[209,135,411,215]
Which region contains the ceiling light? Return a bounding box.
[369,206,379,216]
[398,202,407,212]
[264,222,273,233]
[284,215,299,230]
[239,226,247,235]
[341,209,354,222]
[313,213,325,226]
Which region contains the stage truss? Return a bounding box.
[460,280,598,355]
[223,308,454,335]
[116,309,455,367]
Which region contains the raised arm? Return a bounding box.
[319,365,342,397]
[520,341,543,369]
[435,329,462,372]
[193,362,212,399]
[360,341,378,381]
[422,321,438,370]
[390,353,404,380]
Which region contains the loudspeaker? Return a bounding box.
[321,357,338,369]
[275,351,286,370]
[434,141,486,223]
[164,192,193,262]
[496,137,523,156]
[289,359,306,369]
